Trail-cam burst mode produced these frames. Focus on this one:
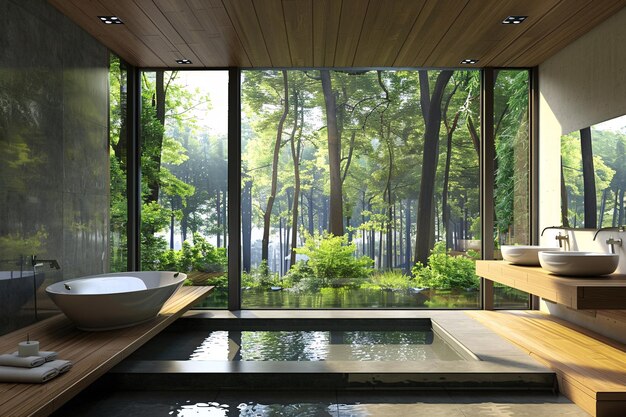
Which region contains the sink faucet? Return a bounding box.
[592,225,626,240]
[555,232,569,250]
[593,226,625,254]
[31,255,60,270]
[605,236,623,254]
[540,225,570,236]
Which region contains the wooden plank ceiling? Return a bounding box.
[47,0,626,68]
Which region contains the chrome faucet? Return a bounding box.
[605,236,623,254]
[540,225,570,236]
[593,226,625,254]
[555,232,569,250]
[31,255,60,270]
[592,225,626,240]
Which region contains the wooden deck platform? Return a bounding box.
[0,286,212,417]
[467,310,626,417]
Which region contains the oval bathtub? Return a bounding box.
[45,271,186,331]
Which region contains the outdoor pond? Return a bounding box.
[196,286,528,309]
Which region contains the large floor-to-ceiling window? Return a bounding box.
[137,70,229,308]
[492,69,532,309]
[240,69,481,308]
[109,55,129,273]
[109,66,535,310]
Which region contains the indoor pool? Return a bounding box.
[130,318,474,362]
[189,329,464,361]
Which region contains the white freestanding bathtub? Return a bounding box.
[46,271,186,331]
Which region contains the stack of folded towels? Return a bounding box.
[0,350,72,383]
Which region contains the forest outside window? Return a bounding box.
[240,69,482,309]
[110,65,535,310]
[137,70,229,308]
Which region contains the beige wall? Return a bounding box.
[538,6,626,342]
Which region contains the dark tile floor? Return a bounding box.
[53,389,590,417]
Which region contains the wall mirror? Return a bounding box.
[560,115,626,229]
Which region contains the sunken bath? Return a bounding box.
[112,312,555,391]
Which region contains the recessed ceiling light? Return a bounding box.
[176,59,192,64]
[460,59,479,65]
[502,15,527,24]
[98,16,123,25]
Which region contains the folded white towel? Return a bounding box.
[11,350,57,362]
[0,354,45,368]
[40,351,58,362]
[0,365,58,383]
[42,359,72,374]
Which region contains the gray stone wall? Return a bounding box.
[0,0,109,335]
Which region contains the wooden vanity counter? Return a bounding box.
[477,260,626,309]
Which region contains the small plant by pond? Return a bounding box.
[145,232,525,309]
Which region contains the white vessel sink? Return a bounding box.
[501,245,557,266]
[538,251,619,277]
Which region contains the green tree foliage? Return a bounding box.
[296,232,373,286]
[411,242,479,290]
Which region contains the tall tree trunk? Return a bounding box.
[113,68,128,167]
[290,92,302,267]
[169,201,175,250]
[442,129,454,249]
[404,199,412,273]
[147,70,168,204]
[599,188,608,227]
[414,70,453,264]
[613,189,620,227]
[442,91,460,250]
[223,188,227,249]
[361,191,367,256]
[242,179,253,273]
[284,190,292,272]
[321,196,329,233]
[261,71,289,262]
[216,189,221,248]
[580,127,597,228]
[393,203,398,268]
[467,115,480,156]
[279,212,283,276]
[307,189,315,234]
[378,221,383,270]
[617,188,624,226]
[320,70,344,236]
[385,133,394,270]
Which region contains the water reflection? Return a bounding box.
[189,330,464,362]
[172,401,336,417]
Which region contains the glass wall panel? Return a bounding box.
[140,70,229,308]
[109,55,128,272]
[493,69,531,308]
[240,69,480,308]
[561,115,626,229]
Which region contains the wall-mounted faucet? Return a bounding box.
[592,226,626,240]
[540,225,570,236]
[593,226,625,254]
[605,237,623,254]
[555,232,569,250]
[31,255,60,270]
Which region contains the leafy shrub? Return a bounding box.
[242,260,281,289]
[411,242,479,290]
[283,260,316,290]
[363,270,414,291]
[296,232,373,287]
[157,232,227,273]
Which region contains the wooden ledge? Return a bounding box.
[476,260,626,309]
[0,286,212,417]
[467,310,626,417]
